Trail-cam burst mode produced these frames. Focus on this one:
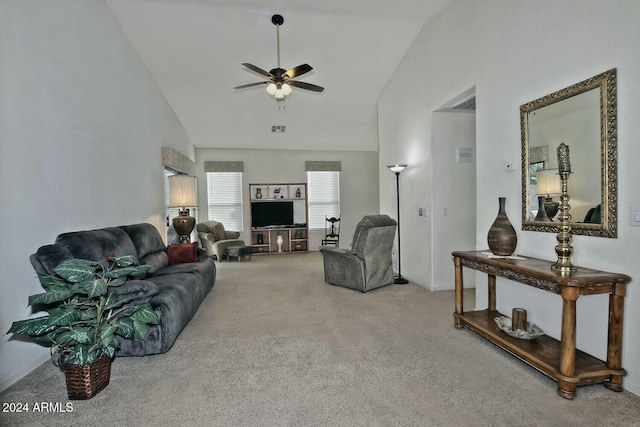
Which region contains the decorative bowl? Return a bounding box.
[494,316,544,340]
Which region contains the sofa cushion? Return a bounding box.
[30,244,75,277]
[120,223,166,259]
[55,227,137,265]
[141,251,169,275]
[197,220,227,242]
[350,215,397,259]
[152,257,216,287]
[167,242,198,265]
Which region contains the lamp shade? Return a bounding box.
[387,164,407,173]
[169,175,197,208]
[536,169,561,196]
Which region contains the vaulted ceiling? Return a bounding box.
[106,0,453,151]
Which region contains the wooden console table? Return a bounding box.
[452,250,630,399]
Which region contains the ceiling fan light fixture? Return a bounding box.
[266,83,276,95]
[282,83,292,96]
[275,89,285,99]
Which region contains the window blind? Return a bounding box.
[206,172,243,231]
[307,171,340,230]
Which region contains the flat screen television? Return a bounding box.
[251,201,294,228]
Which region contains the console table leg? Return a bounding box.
[605,284,626,392]
[488,274,496,312]
[454,256,464,328]
[558,287,579,399]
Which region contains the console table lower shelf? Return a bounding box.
[454,310,625,395]
[452,250,630,400]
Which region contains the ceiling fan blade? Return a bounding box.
[288,80,324,93]
[284,64,313,79]
[234,81,270,89]
[241,63,273,78]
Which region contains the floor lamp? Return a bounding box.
[387,164,409,284]
[169,174,197,244]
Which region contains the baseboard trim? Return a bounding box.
[625,382,640,397]
[0,354,50,393]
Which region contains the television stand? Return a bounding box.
[251,226,308,254]
[249,183,308,255]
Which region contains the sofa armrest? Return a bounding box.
[112,279,159,304]
[224,231,240,239]
[320,247,366,290]
[198,232,216,242]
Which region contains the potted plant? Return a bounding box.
[7,255,159,399]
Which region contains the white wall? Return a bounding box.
[0,0,194,391]
[378,0,640,395]
[431,112,476,290]
[195,148,379,248]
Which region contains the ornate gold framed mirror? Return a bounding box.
[520,68,617,238]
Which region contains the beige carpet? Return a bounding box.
[2,252,639,426]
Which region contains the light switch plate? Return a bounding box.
[632,207,640,226]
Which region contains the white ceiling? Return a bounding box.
[106,0,453,150]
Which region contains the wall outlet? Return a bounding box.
[505,162,517,172]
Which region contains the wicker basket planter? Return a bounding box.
[64,356,112,400]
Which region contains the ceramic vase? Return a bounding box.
[255,188,263,199]
[487,197,517,256]
[276,234,284,252]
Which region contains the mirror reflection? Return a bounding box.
[520,68,617,238]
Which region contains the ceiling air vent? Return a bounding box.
[435,88,476,112]
[451,95,476,110]
[272,125,286,133]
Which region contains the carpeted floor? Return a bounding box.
[2,252,639,426]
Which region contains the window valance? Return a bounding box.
[204,161,244,173]
[305,161,341,172]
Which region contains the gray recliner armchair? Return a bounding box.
[320,214,397,292]
[196,220,244,261]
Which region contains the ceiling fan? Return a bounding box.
[234,14,324,100]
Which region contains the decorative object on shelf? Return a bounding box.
[257,233,264,244]
[295,187,301,198]
[276,233,284,252]
[487,197,518,256]
[7,256,159,399]
[273,187,281,199]
[552,143,577,273]
[169,174,197,243]
[511,308,528,331]
[387,164,409,284]
[294,229,302,239]
[494,316,544,340]
[255,188,263,199]
[535,169,561,221]
[295,243,303,251]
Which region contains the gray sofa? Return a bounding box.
[320,214,397,292]
[196,220,244,261]
[29,223,216,357]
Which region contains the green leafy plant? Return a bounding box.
[8,256,159,368]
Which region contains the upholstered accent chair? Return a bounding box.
[196,220,244,261]
[320,214,397,292]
